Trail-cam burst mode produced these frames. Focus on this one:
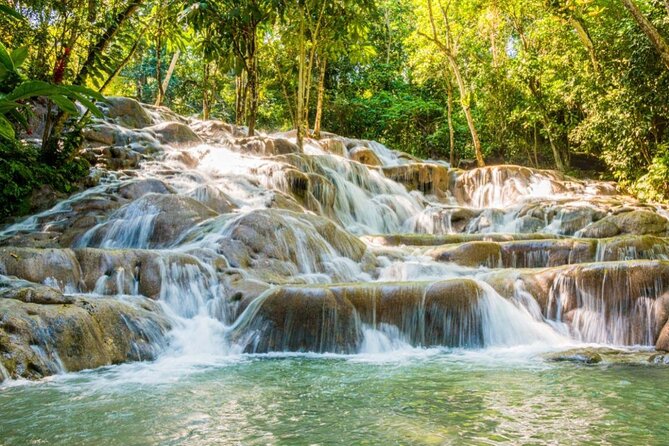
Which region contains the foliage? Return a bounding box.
[4,0,669,204]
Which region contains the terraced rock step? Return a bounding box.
[428,235,669,268]
[363,233,562,247]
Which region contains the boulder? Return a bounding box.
[319,138,347,157]
[349,146,382,167]
[147,121,203,147]
[102,97,153,129]
[0,247,82,290]
[0,293,169,381]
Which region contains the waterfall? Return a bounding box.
[5,98,669,383]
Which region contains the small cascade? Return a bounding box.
[76,200,159,249]
[547,264,666,346]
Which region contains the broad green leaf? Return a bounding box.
[0,42,14,72]
[0,100,24,114]
[0,115,15,140]
[66,91,104,117]
[64,84,107,102]
[5,81,59,101]
[10,47,29,68]
[0,5,23,21]
[49,95,80,115]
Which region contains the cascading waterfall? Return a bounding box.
[4,97,669,384]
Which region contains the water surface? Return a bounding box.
[1,350,664,445]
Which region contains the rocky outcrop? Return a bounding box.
[100,97,154,129]
[0,279,169,381]
[578,210,669,238]
[233,279,484,353]
[349,146,382,166]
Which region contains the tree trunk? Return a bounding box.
[99,29,145,93]
[75,0,143,85]
[235,73,246,126]
[448,55,484,167]
[154,35,164,106]
[571,18,600,75]
[296,14,306,150]
[247,55,258,136]
[446,76,455,166]
[203,62,211,120]
[156,50,180,106]
[313,57,327,139]
[621,0,669,70]
[425,0,484,167]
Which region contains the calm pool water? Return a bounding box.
[1,349,666,445]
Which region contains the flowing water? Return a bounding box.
[1,99,669,444]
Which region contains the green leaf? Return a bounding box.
[49,95,80,115]
[66,91,104,117]
[0,42,14,73]
[5,81,59,101]
[64,84,107,102]
[0,100,24,114]
[0,115,15,141]
[0,5,23,21]
[10,47,29,68]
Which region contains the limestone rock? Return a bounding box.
[102,97,153,129]
[349,146,382,167]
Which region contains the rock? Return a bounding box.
[579,210,669,238]
[382,163,451,196]
[102,97,153,129]
[188,185,236,214]
[81,194,218,248]
[544,348,603,364]
[349,146,382,167]
[190,120,234,142]
[209,209,367,281]
[319,138,347,157]
[430,241,502,267]
[147,121,203,147]
[236,136,301,156]
[649,353,669,365]
[0,294,169,380]
[233,279,485,353]
[0,276,74,304]
[117,179,174,201]
[0,247,82,290]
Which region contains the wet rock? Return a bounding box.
[235,279,485,353]
[188,185,236,214]
[430,241,502,267]
[0,247,82,290]
[190,120,234,143]
[579,210,669,238]
[544,348,603,364]
[0,294,169,380]
[102,97,154,129]
[82,122,117,145]
[147,121,203,147]
[649,353,669,365]
[82,194,218,248]
[117,179,174,201]
[237,136,300,156]
[210,209,367,281]
[349,146,382,167]
[319,138,347,157]
[363,233,561,247]
[382,163,451,196]
[0,276,74,304]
